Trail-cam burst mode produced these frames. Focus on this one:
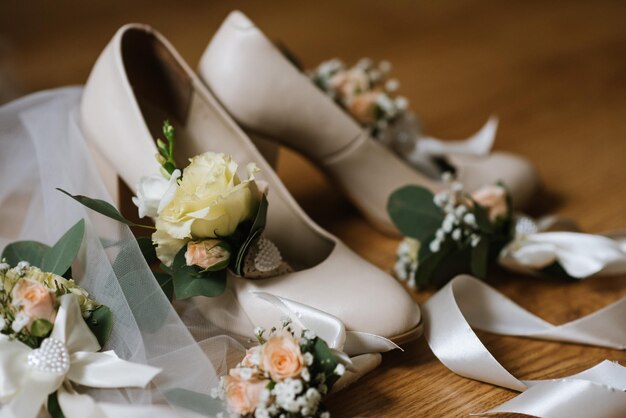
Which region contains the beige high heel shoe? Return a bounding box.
[197,11,540,236]
[81,24,422,363]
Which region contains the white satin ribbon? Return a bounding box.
[423,275,626,417]
[414,116,497,159]
[252,292,399,390]
[499,216,626,278]
[0,294,162,418]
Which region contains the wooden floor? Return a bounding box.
[2,1,625,416]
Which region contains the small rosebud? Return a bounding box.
[185,240,231,270]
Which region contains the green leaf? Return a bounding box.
[165,388,226,417]
[154,271,174,300]
[56,189,155,230]
[41,219,84,276]
[47,392,66,418]
[473,203,494,234]
[233,194,268,276]
[1,240,50,267]
[136,236,158,265]
[414,240,453,287]
[311,337,340,390]
[86,305,113,346]
[470,237,489,278]
[171,248,226,299]
[30,318,53,338]
[387,186,444,241]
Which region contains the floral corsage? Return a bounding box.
[0,220,160,418]
[216,321,345,418]
[388,174,514,288]
[61,121,291,301]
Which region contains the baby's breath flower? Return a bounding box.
[301,367,310,382]
[303,352,314,366]
[334,363,346,376]
[0,262,9,273]
[463,213,477,227]
[11,312,30,333]
[302,329,316,340]
[385,78,399,92]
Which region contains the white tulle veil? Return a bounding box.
[0,87,250,416]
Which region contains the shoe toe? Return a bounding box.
[234,242,421,341]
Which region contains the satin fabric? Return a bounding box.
[500,216,626,278]
[253,291,399,391]
[423,275,625,417]
[0,295,162,418]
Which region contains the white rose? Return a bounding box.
[132,170,181,218]
[154,153,260,266]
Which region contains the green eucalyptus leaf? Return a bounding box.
[86,305,113,346]
[136,236,158,265]
[473,203,494,234]
[414,240,453,287]
[388,186,444,241]
[47,392,66,418]
[41,219,84,276]
[172,247,227,299]
[57,188,155,230]
[1,240,50,267]
[30,318,53,338]
[154,271,174,300]
[233,194,268,276]
[311,337,340,390]
[470,237,489,278]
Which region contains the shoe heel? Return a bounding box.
[247,130,281,168]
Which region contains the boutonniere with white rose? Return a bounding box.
[0,221,160,418]
[214,320,345,418]
[388,174,515,288]
[60,121,291,301]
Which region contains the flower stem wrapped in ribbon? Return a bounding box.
[60,121,291,301]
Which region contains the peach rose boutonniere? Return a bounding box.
[390,175,514,289]
[215,321,346,417]
[1,219,109,349]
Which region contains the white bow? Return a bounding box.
[252,292,401,391]
[499,216,626,278]
[0,294,162,418]
[423,275,626,417]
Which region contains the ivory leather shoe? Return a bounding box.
[198,11,540,236]
[81,24,422,356]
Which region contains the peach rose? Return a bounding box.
[240,345,262,368]
[261,335,304,381]
[185,239,230,270]
[11,279,56,325]
[348,91,379,124]
[330,68,370,102]
[471,185,508,221]
[223,375,268,415]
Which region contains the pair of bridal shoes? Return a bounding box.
[80,11,539,385]
[81,22,420,379]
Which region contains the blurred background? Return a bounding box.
[2,2,625,416]
[2,1,625,240]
